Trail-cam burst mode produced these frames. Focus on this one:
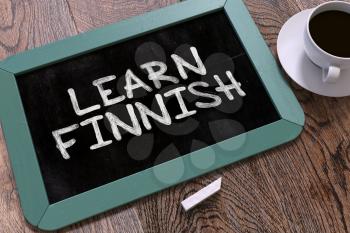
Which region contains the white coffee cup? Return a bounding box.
[304,1,350,83]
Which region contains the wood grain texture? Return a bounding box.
[0,0,349,232]
[66,0,179,33]
[0,0,76,60]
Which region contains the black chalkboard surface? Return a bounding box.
[16,11,280,204]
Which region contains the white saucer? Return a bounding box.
[277,9,350,97]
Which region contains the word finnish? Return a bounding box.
[52,47,246,159]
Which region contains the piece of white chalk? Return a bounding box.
[181,177,222,211]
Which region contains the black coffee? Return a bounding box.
[309,10,350,57]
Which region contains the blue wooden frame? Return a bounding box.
[0,0,304,230]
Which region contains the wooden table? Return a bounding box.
[0,0,349,232]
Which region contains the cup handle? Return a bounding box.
[322,65,341,83]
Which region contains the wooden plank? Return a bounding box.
[60,206,144,233]
[0,0,77,60]
[243,0,330,56]
[66,0,179,33]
